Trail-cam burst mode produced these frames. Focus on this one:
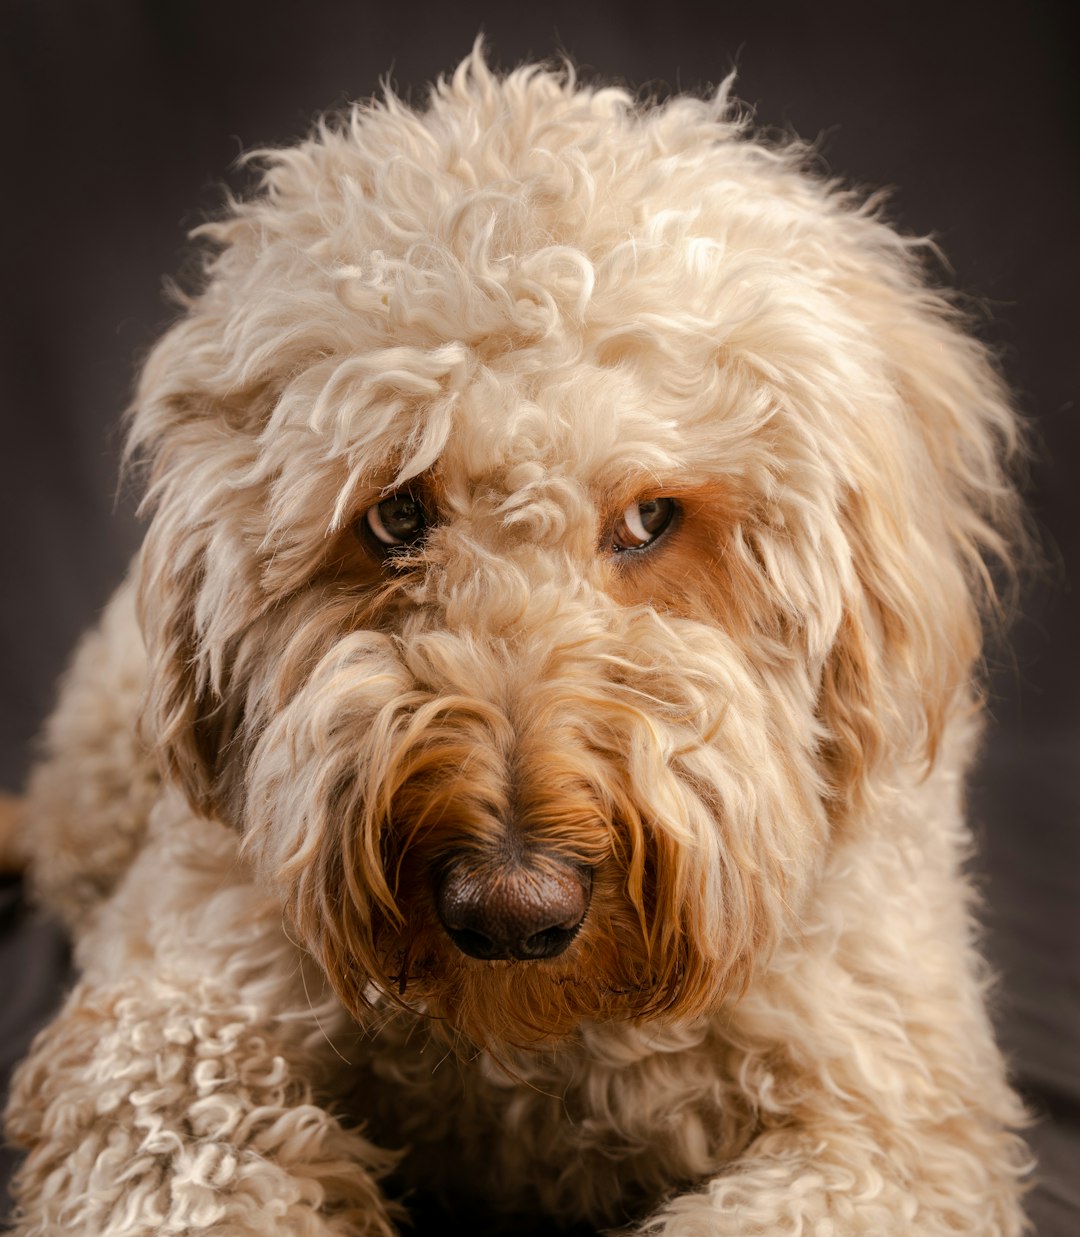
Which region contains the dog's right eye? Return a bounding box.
[611,497,678,553]
[359,493,428,550]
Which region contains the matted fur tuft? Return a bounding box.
[9,46,1029,1236]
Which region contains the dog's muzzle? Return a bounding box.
[435,854,593,961]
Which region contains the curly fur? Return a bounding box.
[7,48,1029,1235]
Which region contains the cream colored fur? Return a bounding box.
[6,50,1029,1235]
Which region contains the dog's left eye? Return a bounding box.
[612,497,678,552]
[359,493,428,550]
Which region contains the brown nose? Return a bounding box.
[435,856,592,961]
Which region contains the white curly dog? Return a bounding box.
[6,50,1029,1236]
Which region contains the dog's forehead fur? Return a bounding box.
[170,57,900,541]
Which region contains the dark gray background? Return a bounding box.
[1,1,1076,1232]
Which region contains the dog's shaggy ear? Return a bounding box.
[817,262,1024,822]
[126,299,270,821]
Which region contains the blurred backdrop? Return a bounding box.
[1,1,1076,1232]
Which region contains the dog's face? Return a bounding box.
[131,55,1017,1047]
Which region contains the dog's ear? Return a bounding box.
[135,542,229,819]
[817,273,1024,823]
[127,307,268,822]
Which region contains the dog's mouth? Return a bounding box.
[376,945,656,1051]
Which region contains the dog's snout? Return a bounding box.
[435,856,592,962]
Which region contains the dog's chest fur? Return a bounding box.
[344,1012,752,1224]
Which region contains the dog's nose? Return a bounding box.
[435,856,592,961]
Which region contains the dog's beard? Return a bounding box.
[236,600,827,1049]
[264,769,748,1050]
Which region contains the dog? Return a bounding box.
[6,49,1030,1235]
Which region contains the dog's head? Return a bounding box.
[129,52,1020,1047]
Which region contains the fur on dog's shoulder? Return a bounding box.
[22,575,157,931]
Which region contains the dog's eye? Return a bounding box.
[612,497,678,552]
[360,493,428,549]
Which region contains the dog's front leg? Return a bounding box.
[5,978,398,1237]
[5,796,399,1237]
[626,947,1028,1234]
[636,1123,1021,1237]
